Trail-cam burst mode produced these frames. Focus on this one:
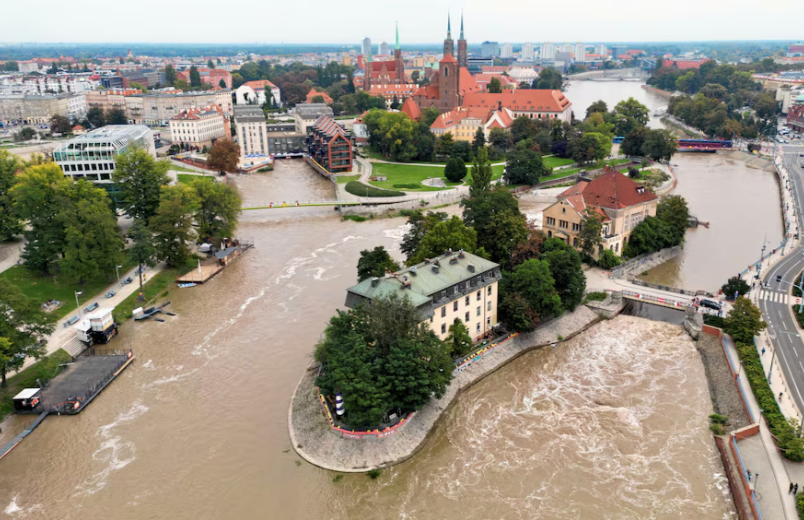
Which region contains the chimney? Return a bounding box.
[371,277,380,287]
[410,266,418,276]
[432,265,440,274]
[468,264,476,273]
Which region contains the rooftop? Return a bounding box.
[53,125,152,151]
[233,105,266,123]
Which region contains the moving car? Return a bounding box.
[699,298,723,310]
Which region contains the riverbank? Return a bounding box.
[289,303,611,473]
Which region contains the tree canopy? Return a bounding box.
[725,297,766,344]
[149,185,199,267]
[463,188,528,266]
[357,246,398,281]
[0,150,23,241]
[190,177,242,241]
[112,148,171,223]
[409,216,479,264]
[207,138,240,174]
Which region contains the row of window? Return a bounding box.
[440,316,492,335]
[61,162,115,172]
[436,280,494,303]
[440,299,493,318]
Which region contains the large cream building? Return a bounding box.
[127,90,233,126]
[345,250,500,342]
[169,105,228,148]
[0,93,86,125]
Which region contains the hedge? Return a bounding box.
[344,181,404,198]
[735,340,804,461]
[797,493,804,519]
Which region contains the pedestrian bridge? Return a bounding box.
[621,290,690,325]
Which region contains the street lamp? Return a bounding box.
[74,290,83,317]
[115,264,123,286]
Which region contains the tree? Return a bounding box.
[499,292,539,332]
[598,249,621,269]
[623,217,674,257]
[642,129,678,162]
[409,216,478,264]
[357,246,399,281]
[207,138,240,174]
[0,280,57,387]
[586,100,608,119]
[578,209,604,260]
[11,163,71,274]
[314,294,453,428]
[488,77,503,93]
[722,276,750,300]
[446,319,473,357]
[129,82,147,92]
[533,68,563,90]
[472,127,486,153]
[263,86,274,109]
[2,61,19,71]
[86,107,106,128]
[434,133,454,159]
[621,126,647,157]
[128,220,158,291]
[451,141,472,162]
[14,127,37,142]
[312,95,324,103]
[656,194,689,246]
[59,181,124,284]
[207,60,215,69]
[174,79,190,92]
[488,128,511,153]
[511,225,546,268]
[0,151,23,241]
[390,96,400,110]
[754,93,777,120]
[400,210,448,262]
[113,148,171,223]
[149,185,200,267]
[612,97,649,135]
[50,115,72,135]
[106,108,128,125]
[219,79,227,89]
[463,188,528,265]
[725,297,766,344]
[504,147,544,185]
[469,146,493,195]
[444,157,467,183]
[503,259,563,319]
[568,132,611,164]
[190,177,242,241]
[48,63,59,74]
[189,66,202,88]
[541,238,586,311]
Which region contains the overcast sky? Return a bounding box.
[4,0,803,44]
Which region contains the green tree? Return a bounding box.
[174,79,190,92]
[312,95,324,103]
[533,68,563,90]
[541,238,586,311]
[499,292,538,332]
[656,194,689,246]
[112,148,171,223]
[568,132,611,164]
[472,127,486,153]
[149,185,200,267]
[219,79,227,89]
[504,147,544,185]
[612,98,649,135]
[409,216,478,264]
[446,318,473,357]
[578,209,604,260]
[357,246,399,281]
[11,163,71,274]
[642,129,678,162]
[59,181,124,284]
[434,133,454,159]
[463,188,528,265]
[13,127,37,142]
[207,59,215,69]
[86,107,106,128]
[488,76,503,93]
[189,65,202,88]
[725,297,766,344]
[451,139,472,162]
[106,108,128,125]
[190,177,242,241]
[207,138,240,174]
[488,128,511,153]
[129,82,147,92]
[621,126,647,156]
[0,280,57,387]
[503,259,563,319]
[586,100,608,119]
[623,217,674,257]
[49,115,72,135]
[754,93,777,120]
[444,157,467,182]
[128,220,158,291]
[469,145,493,195]
[390,95,400,110]
[400,211,448,262]
[598,249,621,269]
[722,276,750,300]
[0,151,23,241]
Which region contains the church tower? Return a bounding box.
[457,11,468,68]
[394,22,404,85]
[443,13,455,58]
[363,52,372,91]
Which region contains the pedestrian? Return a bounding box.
[747,470,752,481]
[796,483,799,494]
[780,392,784,400]
[762,347,766,355]
[791,482,796,494]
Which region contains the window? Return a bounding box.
[453,301,458,312]
[441,323,446,334]
[465,311,470,322]
[441,307,446,318]
[559,220,569,229]
[476,323,481,333]
[476,290,481,301]
[487,301,492,311]
[465,296,470,306]
[476,306,481,317]
[572,223,581,232]
[546,217,556,226]
[487,317,491,327]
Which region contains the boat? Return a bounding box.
[133,306,162,321]
[178,283,197,288]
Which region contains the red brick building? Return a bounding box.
[307,116,353,173]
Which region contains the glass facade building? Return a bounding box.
[53,125,154,183]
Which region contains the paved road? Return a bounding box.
[759,145,804,414]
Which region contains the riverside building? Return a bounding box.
[345,250,500,341]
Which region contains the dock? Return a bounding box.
[176,263,223,284]
[176,239,254,284]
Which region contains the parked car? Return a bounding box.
[699,298,723,310]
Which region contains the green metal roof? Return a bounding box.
[346,250,499,308]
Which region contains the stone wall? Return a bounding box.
[610,246,682,279]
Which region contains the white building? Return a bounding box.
[362,37,372,57]
[561,43,573,53]
[233,105,268,159]
[379,42,389,55]
[169,105,228,148]
[574,43,586,62]
[541,42,556,61]
[507,65,539,84]
[235,80,281,107]
[18,62,40,73]
[520,42,534,61]
[500,43,513,59]
[52,125,155,184]
[595,44,607,56]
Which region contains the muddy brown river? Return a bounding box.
[0,160,735,519]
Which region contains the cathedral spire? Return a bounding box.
[447,12,452,40]
[460,10,464,40]
[395,21,400,50]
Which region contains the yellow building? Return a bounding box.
[345,250,499,342]
[430,107,514,142]
[542,168,658,257]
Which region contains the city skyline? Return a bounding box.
[4,0,802,44]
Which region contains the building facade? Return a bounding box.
[500,43,513,59]
[541,42,556,61]
[169,105,228,149]
[788,94,804,132]
[429,106,513,141]
[461,89,572,121]
[131,90,233,126]
[233,105,267,159]
[520,43,534,61]
[306,115,352,173]
[0,93,86,126]
[481,41,500,58]
[52,125,154,184]
[362,37,372,57]
[293,103,334,134]
[574,43,586,61]
[235,80,281,107]
[345,250,500,341]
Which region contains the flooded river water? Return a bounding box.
[0,159,734,519]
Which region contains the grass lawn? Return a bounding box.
[369,163,450,191]
[177,173,211,184]
[0,252,139,320]
[336,174,360,184]
[0,349,72,422]
[543,156,575,169]
[345,181,405,197]
[168,163,204,173]
[113,267,185,325]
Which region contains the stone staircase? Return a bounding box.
[61,337,87,358]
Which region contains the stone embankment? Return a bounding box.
[289,304,612,472]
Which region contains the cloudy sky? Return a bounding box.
[4,0,802,44]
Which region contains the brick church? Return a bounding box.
[362,23,405,90]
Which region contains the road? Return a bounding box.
[758,144,804,415]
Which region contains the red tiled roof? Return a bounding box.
[306,88,334,104]
[458,68,481,95]
[577,168,657,210]
[401,98,422,120]
[440,54,458,64]
[243,80,277,90]
[312,115,347,138]
[480,66,508,74]
[461,89,570,113]
[430,107,492,130]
